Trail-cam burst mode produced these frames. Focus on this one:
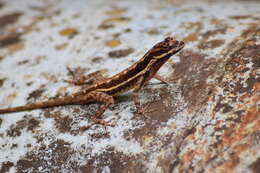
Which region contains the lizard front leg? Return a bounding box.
[132,76,151,115]
[153,74,169,84]
[80,91,115,130]
[133,73,162,116]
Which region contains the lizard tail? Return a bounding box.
[0,95,82,114]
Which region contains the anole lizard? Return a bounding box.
[0,37,184,129]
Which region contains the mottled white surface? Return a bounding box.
[0,0,259,172]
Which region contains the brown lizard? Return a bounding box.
[0,37,184,129]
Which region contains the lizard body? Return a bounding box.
[0,37,184,128]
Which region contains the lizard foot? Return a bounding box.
[81,118,115,131]
[136,103,155,119]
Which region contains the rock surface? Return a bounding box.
[0,0,259,172]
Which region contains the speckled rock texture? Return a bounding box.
[0,0,259,172]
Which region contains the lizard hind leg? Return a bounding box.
[81,91,115,131]
[64,66,107,85]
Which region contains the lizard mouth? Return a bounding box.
[169,39,185,53]
[178,40,185,49]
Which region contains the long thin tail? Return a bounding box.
[0,95,81,114]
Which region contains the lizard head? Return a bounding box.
[151,37,184,60]
[141,37,184,80]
